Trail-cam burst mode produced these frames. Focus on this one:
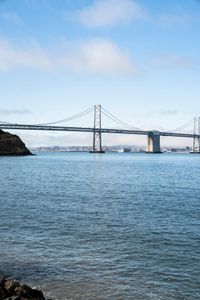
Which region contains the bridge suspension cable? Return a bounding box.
[101,107,143,131]
[0,107,94,126]
[168,119,194,133]
[35,106,94,126]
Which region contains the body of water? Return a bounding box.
[0,152,200,299]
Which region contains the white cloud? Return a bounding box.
[62,38,136,75]
[0,36,197,76]
[0,38,52,71]
[76,0,147,28]
[0,37,136,76]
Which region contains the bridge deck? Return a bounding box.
[0,123,199,139]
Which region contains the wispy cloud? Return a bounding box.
[0,38,53,72]
[143,110,179,118]
[1,35,196,76]
[76,0,148,28]
[151,54,197,69]
[75,0,197,29]
[0,37,137,76]
[0,12,23,26]
[158,12,192,28]
[160,110,178,115]
[0,108,32,115]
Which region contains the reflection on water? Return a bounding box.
[0,152,200,299]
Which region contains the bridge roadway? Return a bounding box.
[0,123,199,139]
[0,123,199,153]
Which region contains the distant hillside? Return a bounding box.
[0,129,32,156]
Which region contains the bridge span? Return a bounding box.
[0,123,199,153]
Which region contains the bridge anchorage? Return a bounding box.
[90,104,105,153]
[191,117,200,153]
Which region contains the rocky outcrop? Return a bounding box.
[0,277,45,300]
[0,130,32,156]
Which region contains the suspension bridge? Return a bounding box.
[0,105,200,153]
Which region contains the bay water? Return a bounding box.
[0,152,200,299]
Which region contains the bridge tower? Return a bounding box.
[90,104,105,153]
[192,117,200,153]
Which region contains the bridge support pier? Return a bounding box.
[146,131,162,153]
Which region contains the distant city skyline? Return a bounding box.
[0,0,199,147]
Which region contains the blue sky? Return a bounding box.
[0,0,200,147]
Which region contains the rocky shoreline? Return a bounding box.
[0,277,45,300]
[0,130,32,156]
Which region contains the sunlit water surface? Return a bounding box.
[0,152,200,299]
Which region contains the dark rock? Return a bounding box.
[0,278,45,300]
[0,130,32,156]
[15,284,45,300]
